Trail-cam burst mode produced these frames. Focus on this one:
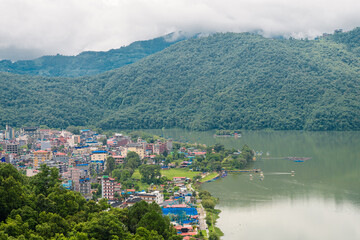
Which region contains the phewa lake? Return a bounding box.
[148,129,360,239]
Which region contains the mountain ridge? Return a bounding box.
[0,32,191,77]
[0,28,359,131]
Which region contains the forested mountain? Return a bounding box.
[0,33,188,77]
[0,28,359,131]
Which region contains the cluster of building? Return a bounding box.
[161,177,199,238]
[0,126,172,200]
[1,125,206,238]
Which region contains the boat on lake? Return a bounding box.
[286,157,312,162]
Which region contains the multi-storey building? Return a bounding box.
[53,152,69,163]
[101,175,121,201]
[33,150,52,168]
[6,143,19,154]
[153,141,167,155]
[135,191,164,204]
[79,176,91,200]
[125,143,145,159]
[91,150,107,161]
[21,127,40,139]
[5,125,15,140]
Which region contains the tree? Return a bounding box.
[139,165,161,184]
[65,126,80,135]
[138,211,167,238]
[100,138,107,146]
[84,211,130,240]
[30,165,60,196]
[125,152,141,169]
[0,164,181,239]
[202,199,216,209]
[162,150,168,157]
[209,232,220,240]
[105,157,115,175]
[199,190,211,199]
[213,143,225,153]
[134,227,164,240]
[240,144,254,164]
[114,192,120,201]
[193,175,201,182]
[0,164,26,221]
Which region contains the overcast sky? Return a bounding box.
[0,0,359,60]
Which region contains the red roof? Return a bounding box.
[194,151,206,155]
[164,204,188,208]
[127,189,135,192]
[35,150,48,153]
[180,232,197,236]
[56,152,67,156]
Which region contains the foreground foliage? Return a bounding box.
[0,164,181,240]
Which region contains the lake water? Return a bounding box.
[148,129,360,239]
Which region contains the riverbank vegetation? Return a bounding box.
[191,143,254,172]
[214,130,241,136]
[198,190,224,240]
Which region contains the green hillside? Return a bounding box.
[0,33,188,77]
[0,29,359,131]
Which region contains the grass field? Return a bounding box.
[132,168,201,191]
[199,172,219,183]
[160,168,200,179]
[133,168,200,180]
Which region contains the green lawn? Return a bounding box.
[199,172,218,183]
[134,168,200,180]
[161,168,200,179]
[132,168,200,188]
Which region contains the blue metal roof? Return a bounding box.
[92,150,107,153]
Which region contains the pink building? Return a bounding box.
[101,176,121,201]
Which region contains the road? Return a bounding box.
[187,183,209,236]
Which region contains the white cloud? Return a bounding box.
[0,0,359,60]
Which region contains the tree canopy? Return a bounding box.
[0,164,180,240]
[0,28,359,131]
